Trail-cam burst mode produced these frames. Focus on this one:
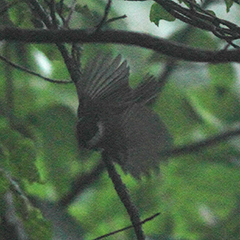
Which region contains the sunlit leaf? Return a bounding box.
[225,0,234,12]
[150,3,175,26]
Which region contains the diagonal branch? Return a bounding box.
[102,151,145,240]
[26,0,81,83]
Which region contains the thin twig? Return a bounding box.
[95,0,112,30]
[0,168,31,208]
[163,127,240,158]
[155,60,176,94]
[27,0,79,83]
[2,28,240,62]
[0,54,72,84]
[71,43,82,70]
[59,0,64,15]
[106,14,127,24]
[56,0,66,26]
[49,0,58,28]
[27,0,53,28]
[65,0,77,28]
[94,213,160,240]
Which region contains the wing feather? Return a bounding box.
[90,60,129,100]
[86,55,119,97]
[79,54,130,102]
[118,104,171,178]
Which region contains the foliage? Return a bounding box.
[0,0,240,239]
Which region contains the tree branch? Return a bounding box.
[102,151,145,240]
[57,125,240,215]
[0,54,72,84]
[95,0,112,30]
[26,0,81,83]
[154,0,240,43]
[1,27,240,62]
[163,126,240,158]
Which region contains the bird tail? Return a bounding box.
[117,104,172,178]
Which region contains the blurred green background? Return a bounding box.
[1,0,240,239]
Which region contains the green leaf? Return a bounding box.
[9,2,33,28]
[0,172,9,196]
[150,3,175,26]
[225,0,234,12]
[36,104,79,197]
[0,117,39,182]
[10,138,39,183]
[183,29,217,49]
[23,206,52,240]
[0,142,10,169]
[0,118,20,149]
[155,82,201,145]
[162,156,240,239]
[208,63,236,88]
[188,85,240,124]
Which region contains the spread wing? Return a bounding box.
[76,54,132,105]
[132,75,160,104]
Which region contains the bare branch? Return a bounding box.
[49,0,58,28]
[106,14,127,24]
[102,151,145,240]
[27,0,53,28]
[154,0,240,43]
[1,28,240,62]
[163,126,240,158]
[94,213,160,240]
[65,0,77,28]
[26,0,81,83]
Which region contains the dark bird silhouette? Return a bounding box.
[75,54,171,178]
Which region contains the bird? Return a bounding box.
[75,54,171,178]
